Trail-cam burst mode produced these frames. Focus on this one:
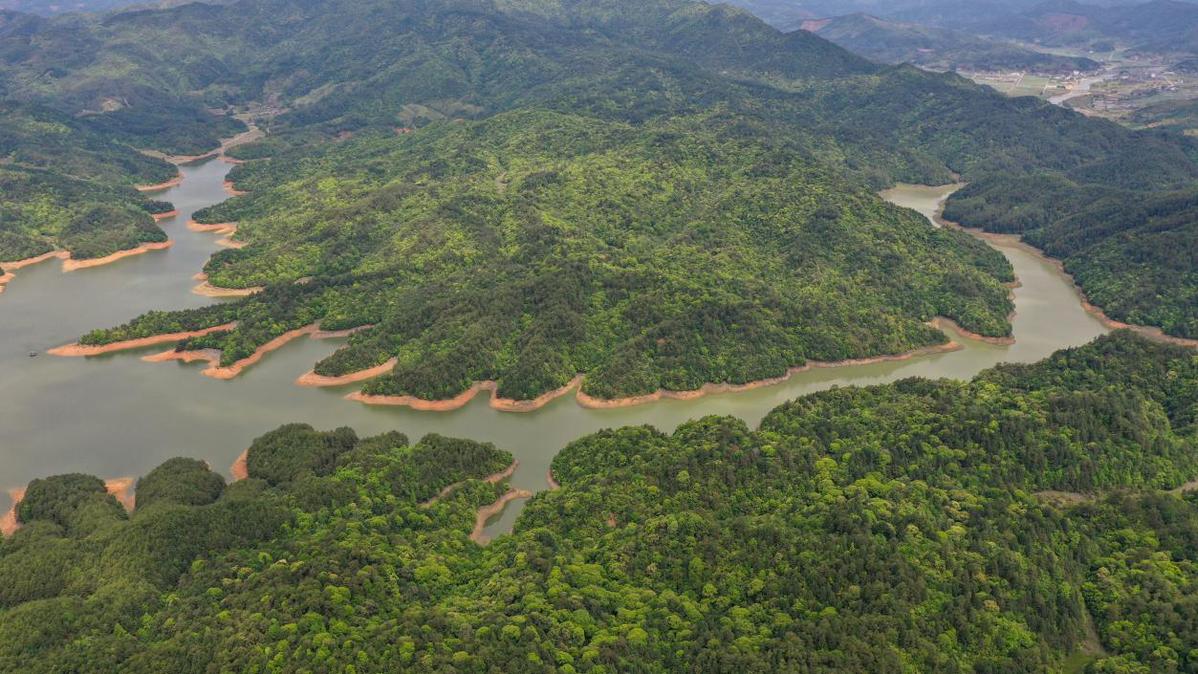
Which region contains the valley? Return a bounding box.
[2,1,1198,671]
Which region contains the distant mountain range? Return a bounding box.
[974,0,1198,54]
[0,0,210,14]
[802,13,1100,72]
[729,0,1198,55]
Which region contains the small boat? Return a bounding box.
[28,351,37,358]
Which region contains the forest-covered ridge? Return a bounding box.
[13,0,1190,400]
[3,331,1198,672]
[4,0,1198,379]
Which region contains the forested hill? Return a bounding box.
[3,332,1198,671]
[10,0,1186,400]
[0,102,178,261]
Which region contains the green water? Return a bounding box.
[0,165,1109,537]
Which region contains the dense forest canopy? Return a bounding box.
[4,1,1198,671]
[5,0,1188,400]
[0,102,178,260]
[2,332,1198,672]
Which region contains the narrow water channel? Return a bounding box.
[0,164,1109,538]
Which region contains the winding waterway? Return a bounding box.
[0,162,1109,538]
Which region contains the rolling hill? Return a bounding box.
[802,12,1100,72]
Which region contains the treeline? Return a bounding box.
[1,332,1197,671]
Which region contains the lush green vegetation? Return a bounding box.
[946,177,1198,338]
[0,103,177,261]
[1,332,1197,671]
[133,458,225,511]
[87,105,1017,401]
[4,0,1198,366]
[23,0,1189,400]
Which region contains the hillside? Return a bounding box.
[0,102,177,261]
[803,13,1100,73]
[1,0,1196,387]
[2,332,1197,671]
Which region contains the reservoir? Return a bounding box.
[0,160,1109,537]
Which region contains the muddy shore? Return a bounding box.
[470,488,534,545]
[347,375,588,412]
[143,324,320,380]
[346,342,967,413]
[63,241,173,272]
[297,357,397,387]
[136,174,183,192]
[48,322,238,357]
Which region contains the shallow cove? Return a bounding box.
[0,168,1108,540]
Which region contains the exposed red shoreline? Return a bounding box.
[930,316,1015,346]
[1,239,174,291]
[346,342,967,413]
[192,272,262,297]
[188,220,237,235]
[188,219,249,250]
[75,320,374,382]
[297,357,397,387]
[143,324,320,380]
[136,173,183,192]
[48,322,238,357]
[577,342,963,410]
[141,116,262,166]
[977,231,1198,348]
[223,179,248,197]
[62,241,173,272]
[471,487,533,545]
[0,251,70,293]
[311,324,374,340]
[912,182,1198,350]
[152,210,180,222]
[347,375,586,413]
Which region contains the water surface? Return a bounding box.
[0,167,1109,537]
